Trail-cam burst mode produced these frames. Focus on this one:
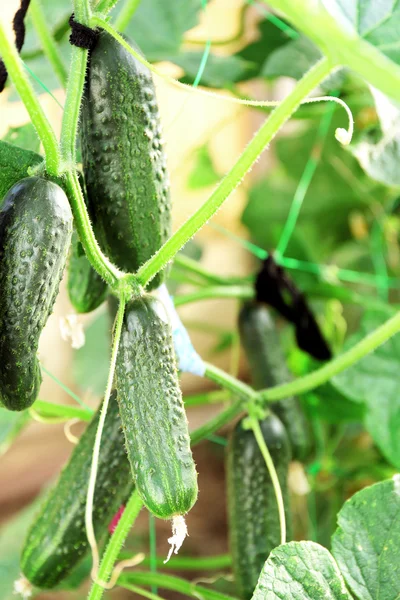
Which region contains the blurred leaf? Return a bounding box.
[0,141,43,202]
[73,312,110,396]
[187,144,220,189]
[332,477,400,600]
[0,409,30,456]
[3,124,40,153]
[23,0,70,55]
[263,35,321,80]
[251,541,351,600]
[176,52,254,87]
[332,312,400,467]
[122,0,202,61]
[306,383,365,423]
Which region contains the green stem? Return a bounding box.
[134,58,333,287]
[114,0,142,31]
[259,310,400,403]
[190,400,242,445]
[29,0,68,87]
[88,490,143,600]
[96,0,121,14]
[64,171,122,288]
[119,583,164,600]
[119,571,238,600]
[86,297,126,579]
[118,553,232,570]
[60,0,91,167]
[0,22,60,175]
[204,362,256,402]
[174,286,254,307]
[184,389,230,408]
[262,0,400,102]
[249,416,286,545]
[32,399,93,421]
[174,254,247,286]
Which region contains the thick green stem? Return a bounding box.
[135,58,333,287]
[114,0,142,31]
[0,22,60,175]
[204,362,256,403]
[184,389,230,408]
[190,400,242,445]
[174,286,254,307]
[64,171,122,288]
[32,399,93,421]
[259,310,400,403]
[88,490,143,600]
[30,0,68,87]
[118,553,232,570]
[119,571,237,600]
[262,0,400,102]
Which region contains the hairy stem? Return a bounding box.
[0,22,60,175]
[30,0,68,87]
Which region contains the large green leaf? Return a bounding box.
[0,141,43,202]
[122,0,202,61]
[3,124,40,154]
[332,477,400,600]
[263,35,321,80]
[332,312,400,467]
[251,541,352,600]
[187,144,221,189]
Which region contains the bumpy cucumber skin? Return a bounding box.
[67,231,108,313]
[227,414,292,600]
[81,31,171,290]
[239,302,311,460]
[116,296,198,519]
[0,177,72,411]
[21,392,132,589]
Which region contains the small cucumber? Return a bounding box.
[67,231,108,313]
[227,414,292,600]
[81,31,171,289]
[21,392,132,589]
[115,296,198,519]
[0,177,72,411]
[238,302,311,460]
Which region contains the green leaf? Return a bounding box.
[0,141,43,202]
[3,124,40,153]
[73,312,110,396]
[251,541,352,600]
[262,35,321,80]
[187,144,220,189]
[332,477,400,600]
[332,312,400,467]
[122,0,202,61]
[306,383,366,423]
[176,52,254,87]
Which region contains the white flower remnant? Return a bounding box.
[13,576,32,599]
[60,314,85,349]
[164,515,188,564]
[335,127,351,146]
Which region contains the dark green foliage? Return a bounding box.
[0,178,72,410]
[115,296,198,518]
[227,414,292,600]
[238,302,311,460]
[81,31,171,290]
[20,392,132,588]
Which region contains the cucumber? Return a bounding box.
[227,414,292,600]
[81,30,171,290]
[21,391,133,589]
[67,231,108,313]
[0,177,72,411]
[238,302,311,460]
[115,296,198,519]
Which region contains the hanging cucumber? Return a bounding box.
[0,177,73,411]
[238,302,311,460]
[115,296,198,519]
[21,391,133,589]
[81,30,171,290]
[227,414,292,600]
[67,231,108,313]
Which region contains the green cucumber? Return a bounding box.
[67,231,108,313]
[227,414,292,600]
[115,296,198,519]
[21,391,132,589]
[81,31,171,290]
[0,177,73,411]
[238,302,311,460]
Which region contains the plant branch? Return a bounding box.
[30,0,68,87]
[32,399,93,421]
[174,286,254,307]
[0,22,60,175]
[204,363,256,402]
[134,58,333,287]
[190,400,242,445]
[118,553,232,570]
[174,254,248,286]
[114,0,142,31]
[259,310,400,403]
